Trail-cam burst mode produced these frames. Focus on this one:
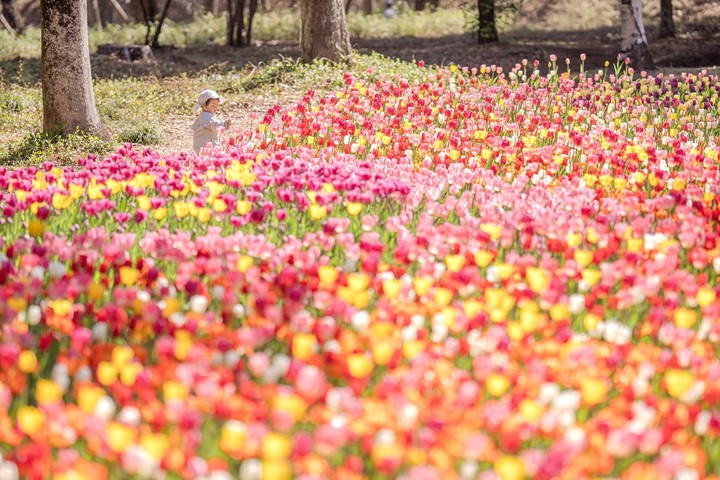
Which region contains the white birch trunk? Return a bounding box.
[619,0,654,70]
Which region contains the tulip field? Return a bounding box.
[2,59,720,480]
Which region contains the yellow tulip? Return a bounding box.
[463,299,484,319]
[346,202,364,216]
[119,266,141,286]
[474,250,494,268]
[112,346,134,369]
[519,399,544,423]
[220,420,247,453]
[347,354,373,378]
[106,422,136,453]
[697,286,717,308]
[173,201,190,218]
[382,278,402,299]
[237,255,254,273]
[413,276,433,296]
[581,268,602,286]
[495,455,526,480]
[480,223,502,241]
[17,406,45,436]
[273,394,307,421]
[574,250,594,268]
[197,207,212,223]
[434,287,454,307]
[49,299,72,316]
[308,204,327,220]
[236,200,252,215]
[140,432,170,460]
[372,341,395,366]
[445,254,465,272]
[486,373,510,397]
[507,321,524,341]
[51,193,73,210]
[403,340,426,360]
[549,303,569,321]
[87,281,105,301]
[28,219,45,238]
[78,385,105,413]
[673,307,697,329]
[583,312,601,332]
[496,263,515,280]
[35,379,63,404]
[347,273,370,292]
[163,380,189,402]
[137,195,151,211]
[17,350,38,374]
[97,361,118,386]
[262,461,292,480]
[153,207,168,221]
[292,333,317,361]
[525,267,550,293]
[580,378,609,406]
[566,232,582,248]
[318,265,339,286]
[664,369,695,400]
[261,432,293,460]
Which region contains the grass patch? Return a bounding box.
[118,122,162,145]
[0,129,112,167]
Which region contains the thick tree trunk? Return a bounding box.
[619,0,654,71]
[414,0,425,11]
[362,0,372,15]
[477,0,497,44]
[205,0,219,14]
[1,0,24,33]
[299,0,351,62]
[41,0,109,139]
[658,0,675,39]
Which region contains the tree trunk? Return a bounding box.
[414,0,425,11]
[150,0,172,47]
[658,0,675,39]
[299,0,351,62]
[107,0,131,24]
[246,0,257,45]
[41,0,109,139]
[205,0,219,14]
[89,0,102,27]
[477,0,497,44]
[1,0,25,33]
[619,0,654,71]
[362,0,372,14]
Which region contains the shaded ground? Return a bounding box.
[83,28,720,80]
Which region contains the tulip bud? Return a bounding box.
[27,305,41,326]
[95,395,116,420]
[238,458,262,480]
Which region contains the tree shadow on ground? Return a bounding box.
[2,29,720,85]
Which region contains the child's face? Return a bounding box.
[203,98,220,113]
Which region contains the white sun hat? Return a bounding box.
[196,89,224,113]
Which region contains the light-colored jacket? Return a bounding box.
[192,111,225,153]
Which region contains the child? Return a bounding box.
[191,89,231,153]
